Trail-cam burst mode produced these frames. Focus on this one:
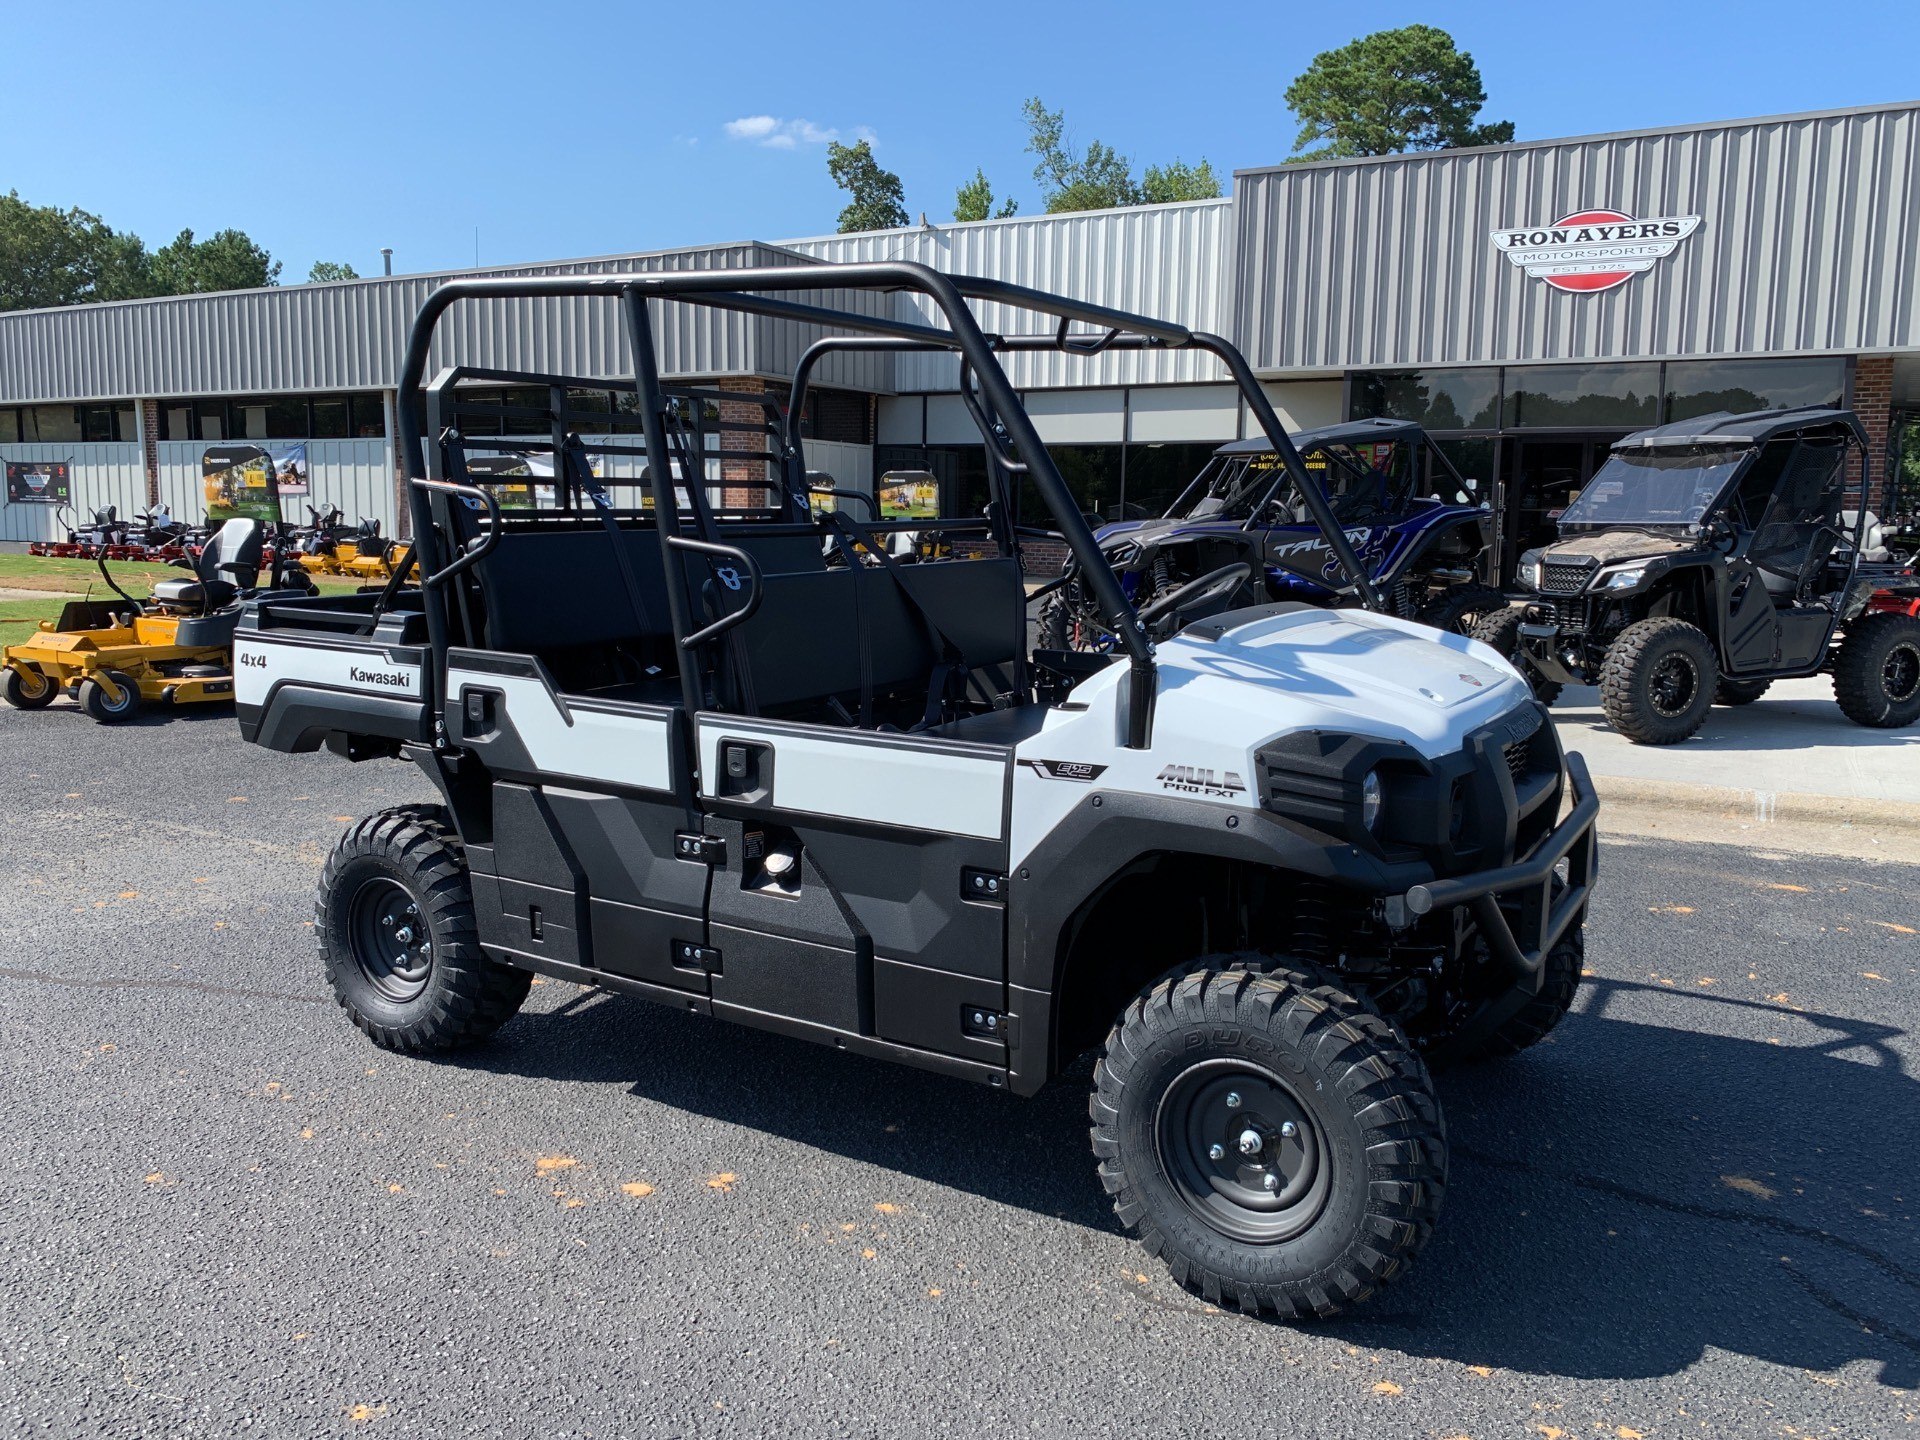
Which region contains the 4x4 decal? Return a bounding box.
[1020,758,1108,783]
[1157,764,1247,798]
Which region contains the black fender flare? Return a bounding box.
[1002,787,1423,1094]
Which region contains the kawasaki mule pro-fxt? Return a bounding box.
[232,264,1597,1320]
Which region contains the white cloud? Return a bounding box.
[721,115,872,150]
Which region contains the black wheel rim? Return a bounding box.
[347,876,433,1002]
[1649,652,1699,717]
[1154,1059,1331,1244]
[1883,642,1920,703]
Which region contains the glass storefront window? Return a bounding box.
[1123,443,1222,520]
[1431,437,1495,503]
[24,406,83,442]
[1350,369,1501,431]
[311,397,351,438]
[1663,358,1845,424]
[1502,364,1660,429]
[350,394,387,437]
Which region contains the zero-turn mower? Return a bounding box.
[2,516,312,724]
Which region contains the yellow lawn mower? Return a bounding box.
[2,517,310,724]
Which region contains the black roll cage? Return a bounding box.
[392,262,1380,751]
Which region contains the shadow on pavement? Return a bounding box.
[471,975,1920,1388]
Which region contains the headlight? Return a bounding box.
[1597,567,1646,591]
[1519,552,1545,591]
[1361,770,1383,832]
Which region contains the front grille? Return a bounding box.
[1541,560,1594,594]
[1503,737,1530,782]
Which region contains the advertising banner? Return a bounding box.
[878,470,940,520]
[464,454,557,511]
[5,460,72,505]
[202,444,285,523]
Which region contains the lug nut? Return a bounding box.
[1263,1174,1280,1192]
[1279,1121,1298,1139]
[1225,1092,1242,1109]
[1208,1144,1225,1161]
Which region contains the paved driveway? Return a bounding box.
[1,705,1915,1437]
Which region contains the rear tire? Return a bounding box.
[1468,606,1563,705]
[317,804,531,1052]
[1599,618,1717,744]
[77,669,143,724]
[1037,593,1077,651]
[1091,958,1446,1319]
[1415,584,1508,637]
[2,666,57,710]
[1833,612,1920,729]
[1715,677,1772,705]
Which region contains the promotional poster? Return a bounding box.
[4,461,72,505]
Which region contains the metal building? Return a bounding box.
[2,101,1915,570]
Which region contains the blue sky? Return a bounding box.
[4,0,1916,281]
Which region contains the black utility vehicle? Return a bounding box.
[1475,408,1920,744]
[231,263,1597,1319]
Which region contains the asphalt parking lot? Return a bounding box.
[1,706,1916,1439]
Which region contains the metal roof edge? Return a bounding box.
[1232,99,1920,180]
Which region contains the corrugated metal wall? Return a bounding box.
[1235,103,1920,372]
[156,439,395,532]
[0,243,896,403]
[0,444,146,544]
[784,200,1235,390]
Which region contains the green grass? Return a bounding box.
[0,594,67,637]
[0,550,366,596]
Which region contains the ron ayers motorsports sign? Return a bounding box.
[1490,209,1703,293]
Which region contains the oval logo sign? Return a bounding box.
[1490,208,1702,293]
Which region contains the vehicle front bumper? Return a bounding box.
[1396,750,1600,984]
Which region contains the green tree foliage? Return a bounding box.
[953,168,1018,223]
[1021,98,1221,213]
[308,260,360,283]
[1283,25,1515,162]
[0,192,283,311]
[150,228,281,294]
[827,139,909,233]
[0,191,154,310]
[1141,159,1223,205]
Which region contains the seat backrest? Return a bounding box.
[464,524,675,658]
[723,556,1023,713]
[199,517,264,588]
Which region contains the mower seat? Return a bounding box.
[153,578,241,609]
[153,518,264,613]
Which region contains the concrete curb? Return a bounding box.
[1589,772,1920,835]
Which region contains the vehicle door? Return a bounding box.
[687,556,1020,1068]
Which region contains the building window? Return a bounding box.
[1350,369,1501,430]
[1502,364,1661,429]
[23,406,83,443]
[0,409,19,444]
[350,394,387,437]
[1664,358,1845,424]
[1123,442,1221,520]
[311,397,351,438]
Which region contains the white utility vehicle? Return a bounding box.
[233,265,1597,1319]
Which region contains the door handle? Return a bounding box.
[715,739,774,802]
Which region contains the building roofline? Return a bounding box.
[0,237,788,323]
[1233,98,1920,179]
[775,195,1230,248]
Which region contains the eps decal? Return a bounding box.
[1019,758,1109,783]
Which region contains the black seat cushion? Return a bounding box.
[153,578,239,609]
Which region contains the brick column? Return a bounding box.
[384,390,408,538]
[716,376,769,509]
[138,399,161,506]
[1852,356,1895,509]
